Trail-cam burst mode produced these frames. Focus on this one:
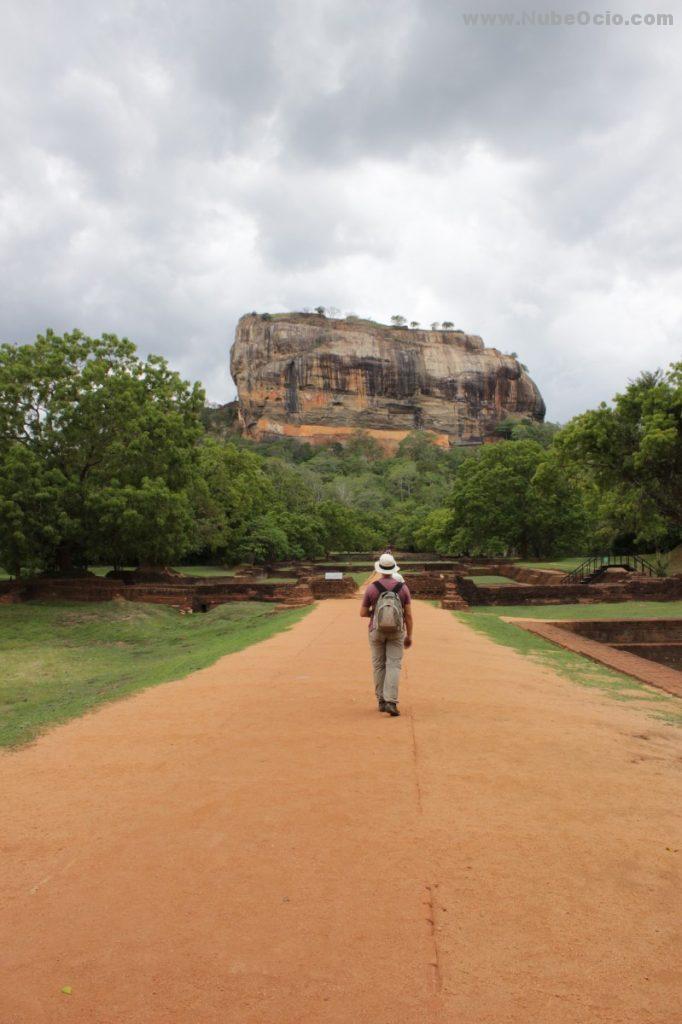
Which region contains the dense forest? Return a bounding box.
[0,331,680,575]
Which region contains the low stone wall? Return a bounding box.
[309,576,357,599]
[557,618,682,643]
[455,575,682,607]
[452,561,563,584]
[617,644,682,670]
[309,561,459,576]
[12,576,198,610]
[194,580,313,610]
[511,618,682,697]
[0,580,24,604]
[0,575,313,612]
[401,573,447,600]
[555,618,682,671]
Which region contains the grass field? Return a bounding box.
[0,601,312,749]
[516,557,587,571]
[456,601,682,726]
[350,570,373,587]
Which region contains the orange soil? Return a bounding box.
[1,599,681,1024]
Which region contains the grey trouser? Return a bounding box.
[369,630,404,705]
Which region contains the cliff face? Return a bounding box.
[230,313,545,450]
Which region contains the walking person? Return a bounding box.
[360,552,413,717]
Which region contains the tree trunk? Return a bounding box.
[56,545,74,573]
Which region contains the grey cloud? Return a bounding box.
[0,0,680,423]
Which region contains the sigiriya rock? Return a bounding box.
[230,312,546,451]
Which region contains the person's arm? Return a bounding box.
[360,585,374,619]
[404,605,413,647]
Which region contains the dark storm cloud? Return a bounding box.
[1,0,680,420]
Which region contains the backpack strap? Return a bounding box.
[393,581,404,595]
[373,580,386,594]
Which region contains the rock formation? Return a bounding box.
[230,313,545,451]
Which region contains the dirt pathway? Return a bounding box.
[2,599,681,1023]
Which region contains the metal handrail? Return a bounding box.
[562,553,657,584]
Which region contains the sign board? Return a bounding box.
[325,572,343,581]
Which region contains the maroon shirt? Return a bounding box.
[362,577,411,631]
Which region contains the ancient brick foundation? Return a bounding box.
[308,576,358,599]
[552,618,682,671]
[512,618,682,697]
[0,576,314,612]
[448,561,563,584]
[399,573,447,600]
[455,575,682,607]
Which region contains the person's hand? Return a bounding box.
[404,636,412,649]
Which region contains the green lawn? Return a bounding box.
[0,601,312,749]
[174,565,236,576]
[350,571,372,587]
[517,557,587,571]
[455,601,682,727]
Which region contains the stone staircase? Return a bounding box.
[441,581,469,610]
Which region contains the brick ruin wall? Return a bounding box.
[549,617,682,671]
[454,575,682,607]
[0,577,314,612]
[308,576,358,599]
[452,562,564,585]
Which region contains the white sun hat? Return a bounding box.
[374,552,400,574]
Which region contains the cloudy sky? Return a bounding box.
[1,0,680,421]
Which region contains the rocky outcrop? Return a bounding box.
[230,313,545,450]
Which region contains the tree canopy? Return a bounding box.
[556,363,682,548]
[0,330,204,573]
[1,333,679,574]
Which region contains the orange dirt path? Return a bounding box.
[2,599,681,1024]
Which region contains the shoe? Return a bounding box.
[378,699,387,712]
[385,702,400,717]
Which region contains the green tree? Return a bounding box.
[386,459,418,500]
[0,330,204,573]
[443,441,588,557]
[509,420,561,447]
[390,315,407,327]
[556,363,682,546]
[192,439,274,562]
[494,418,560,447]
[413,507,453,552]
[89,478,196,567]
[316,501,379,553]
[243,512,291,562]
[341,431,385,472]
[0,447,64,576]
[262,458,317,511]
[396,432,447,473]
